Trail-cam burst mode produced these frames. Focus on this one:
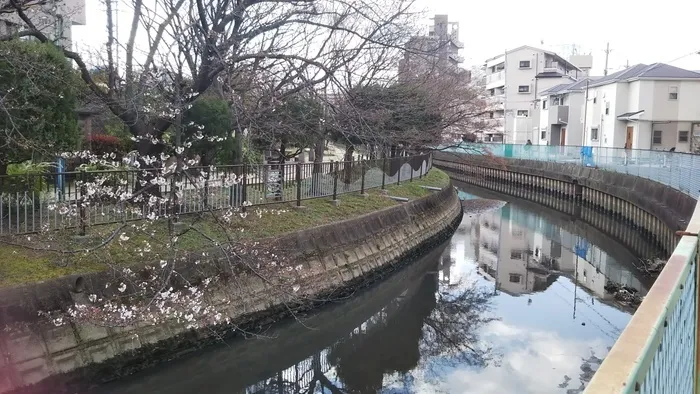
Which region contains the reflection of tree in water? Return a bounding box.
[326,269,494,393]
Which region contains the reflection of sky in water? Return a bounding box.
[377,202,634,394]
[93,193,644,394]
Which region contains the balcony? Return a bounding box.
[486,70,505,89]
[486,95,505,110]
[548,105,569,125]
[484,118,505,133]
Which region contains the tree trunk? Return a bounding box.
[275,140,286,200]
[310,137,325,196]
[343,144,354,187]
[233,130,244,166]
[132,122,167,201]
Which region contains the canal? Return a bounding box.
[94,184,661,394]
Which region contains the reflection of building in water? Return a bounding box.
[471,205,557,295]
[468,203,645,300]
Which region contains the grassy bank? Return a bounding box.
[0,169,450,286]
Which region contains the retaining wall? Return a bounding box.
[434,151,696,256]
[0,183,462,393]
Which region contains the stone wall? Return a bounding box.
[434,151,695,256]
[0,183,462,393]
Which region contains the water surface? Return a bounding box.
[95,186,658,394]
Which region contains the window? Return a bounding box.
[510,250,523,260]
[518,85,530,93]
[552,97,560,106]
[519,60,531,69]
[509,274,522,283]
[560,96,566,105]
[679,130,689,143]
[542,100,547,110]
[593,97,597,104]
[669,86,678,100]
[541,128,547,140]
[512,228,523,237]
[605,102,610,115]
[653,130,663,144]
[591,127,599,141]
[516,110,529,117]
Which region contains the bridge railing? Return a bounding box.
[441,143,700,393]
[443,143,700,198]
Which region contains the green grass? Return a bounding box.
[0,169,450,286]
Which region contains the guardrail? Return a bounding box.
[0,154,431,235]
[440,143,699,393]
[442,143,700,198]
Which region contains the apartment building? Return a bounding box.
[538,78,597,146]
[0,0,85,48]
[482,46,590,144]
[399,14,464,80]
[582,63,700,152]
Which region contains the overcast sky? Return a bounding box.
[415,0,700,74]
[73,0,700,76]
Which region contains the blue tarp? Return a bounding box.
[575,239,589,259]
[580,146,595,167]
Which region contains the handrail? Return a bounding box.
[0,154,432,235]
[585,204,700,393]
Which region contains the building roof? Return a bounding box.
[617,110,645,119]
[536,71,569,78]
[589,63,700,87]
[539,77,599,96]
[484,45,581,71]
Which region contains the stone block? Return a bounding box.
[6,332,45,363]
[76,323,109,343]
[15,357,51,386]
[51,350,84,373]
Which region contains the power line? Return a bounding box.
[666,50,700,64]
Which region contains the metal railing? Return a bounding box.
[439,143,699,393]
[0,154,431,235]
[443,143,700,198]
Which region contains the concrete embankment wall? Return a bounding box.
[0,183,462,393]
[434,152,695,256]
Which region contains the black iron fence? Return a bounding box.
[0,154,432,235]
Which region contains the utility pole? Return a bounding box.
[603,42,612,76]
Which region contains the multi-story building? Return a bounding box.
[0,0,85,48]
[537,78,597,146]
[482,46,590,144]
[398,14,464,80]
[581,63,700,152]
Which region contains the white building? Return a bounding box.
[399,14,464,80]
[0,0,85,48]
[538,78,597,146]
[582,63,700,152]
[482,46,590,144]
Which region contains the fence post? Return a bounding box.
[360,160,366,195]
[381,157,387,189]
[79,170,86,236]
[332,161,339,201]
[410,160,414,182]
[242,163,248,212]
[296,162,302,207]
